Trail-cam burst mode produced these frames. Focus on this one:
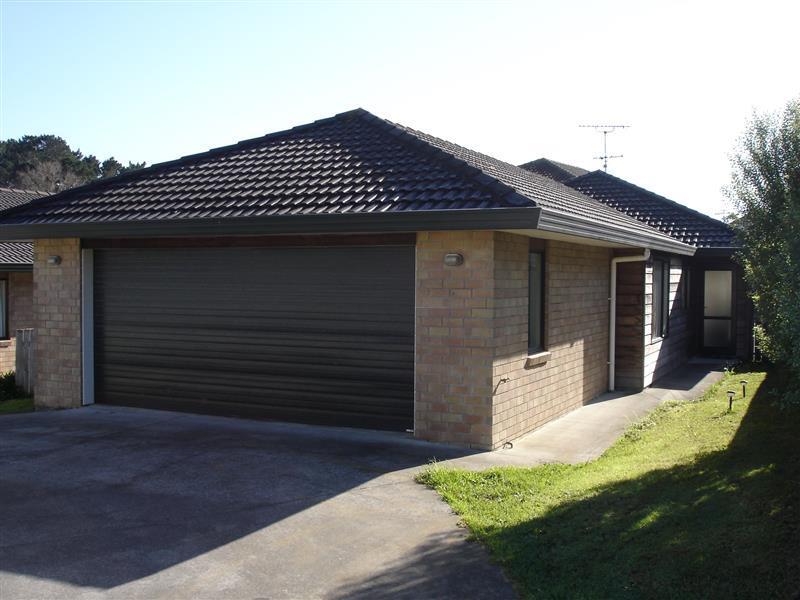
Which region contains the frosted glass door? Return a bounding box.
[703,270,733,349]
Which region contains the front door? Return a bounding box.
[702,270,735,355]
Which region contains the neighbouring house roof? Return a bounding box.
[0,241,33,267]
[0,110,693,255]
[0,187,45,269]
[566,171,737,249]
[519,160,737,250]
[0,187,46,211]
[518,158,589,183]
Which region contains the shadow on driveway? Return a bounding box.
[0,406,513,599]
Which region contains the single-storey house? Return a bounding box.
[0,188,42,373]
[0,110,734,449]
[522,158,752,388]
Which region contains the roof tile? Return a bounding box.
[567,171,736,248]
[0,110,682,249]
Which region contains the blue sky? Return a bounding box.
[1,0,798,217]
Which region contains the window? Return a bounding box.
[652,258,670,339]
[0,279,6,339]
[529,252,545,352]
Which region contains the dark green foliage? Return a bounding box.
[0,370,28,401]
[728,98,800,402]
[0,135,145,193]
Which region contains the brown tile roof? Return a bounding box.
[567,171,737,248]
[0,187,46,211]
[0,110,690,253]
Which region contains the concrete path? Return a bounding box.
[441,362,725,470]
[0,364,722,599]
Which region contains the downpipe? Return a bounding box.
[609,249,650,391]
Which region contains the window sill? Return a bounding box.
[525,351,551,368]
[0,340,11,348]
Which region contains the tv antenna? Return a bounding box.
[579,124,631,172]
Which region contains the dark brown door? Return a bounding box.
[93,245,415,430]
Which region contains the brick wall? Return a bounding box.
[415,231,495,448]
[33,239,82,409]
[643,256,689,387]
[492,236,611,445]
[0,271,34,373]
[414,231,612,449]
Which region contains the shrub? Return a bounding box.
[0,371,30,401]
[727,97,800,403]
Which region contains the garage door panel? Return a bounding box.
[98,339,413,365]
[101,370,412,404]
[97,354,414,385]
[102,393,412,430]
[94,245,414,430]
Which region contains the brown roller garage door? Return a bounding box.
[93,244,415,430]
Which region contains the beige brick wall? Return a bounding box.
[492,235,611,446]
[0,271,34,373]
[415,231,612,449]
[415,231,495,448]
[33,239,82,409]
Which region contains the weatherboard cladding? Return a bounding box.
[566,171,736,249]
[0,110,682,249]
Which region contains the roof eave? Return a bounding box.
[694,246,739,257]
[0,263,33,271]
[0,207,543,240]
[537,209,696,256]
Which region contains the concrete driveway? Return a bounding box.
[0,406,514,599]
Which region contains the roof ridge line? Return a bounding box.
[352,111,535,208]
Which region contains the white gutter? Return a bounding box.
[609,249,650,391]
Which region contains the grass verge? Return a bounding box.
[0,397,34,415]
[418,368,799,599]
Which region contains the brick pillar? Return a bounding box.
[33,239,82,409]
[415,231,495,448]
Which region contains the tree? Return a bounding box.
[0,135,145,193]
[100,157,147,179]
[727,98,800,401]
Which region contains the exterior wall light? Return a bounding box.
[47,256,62,266]
[444,253,464,267]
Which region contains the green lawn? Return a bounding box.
[0,397,34,414]
[418,368,800,599]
